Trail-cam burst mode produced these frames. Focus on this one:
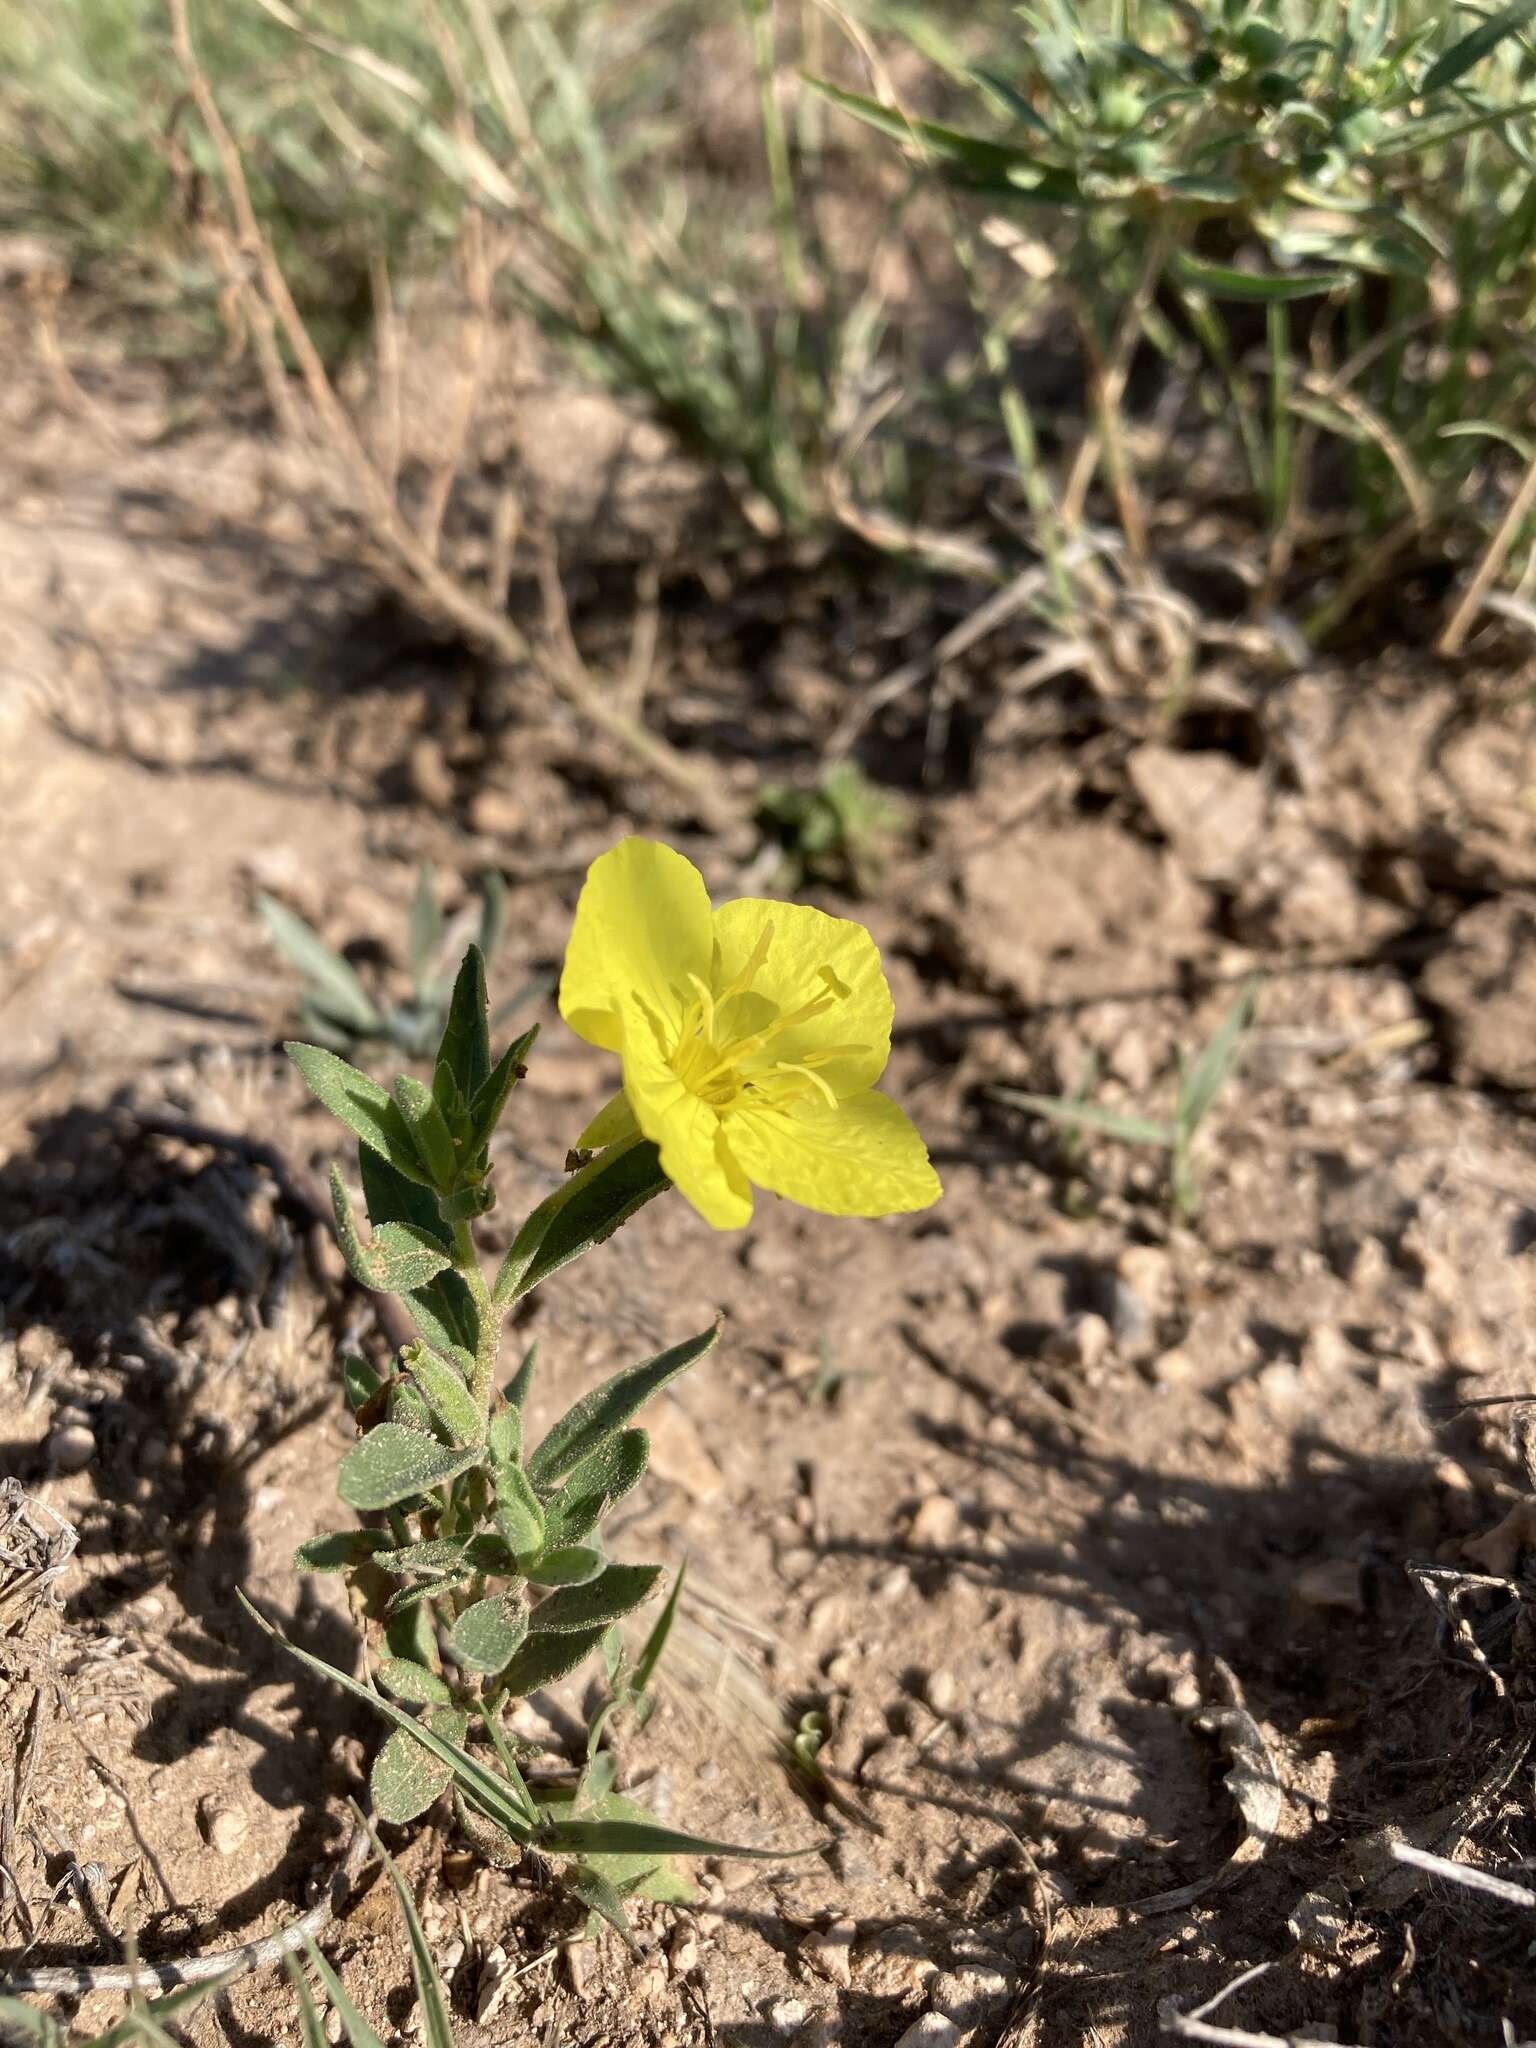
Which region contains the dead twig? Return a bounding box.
[1159,1961,1366,2047]
[1389,1842,1536,1907]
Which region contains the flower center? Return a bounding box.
[666,923,866,1115]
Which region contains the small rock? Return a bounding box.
[47,1423,95,1473]
[771,1998,811,2032]
[893,2017,962,2048]
[200,1801,249,1856]
[831,1837,880,1887]
[1255,1361,1304,1409]
[407,736,455,809]
[1288,1891,1350,1957]
[1044,1312,1112,1371]
[1127,744,1267,882]
[645,1397,723,1501]
[476,1944,513,2022]
[906,1495,960,1549]
[1148,1347,1195,1385]
[876,1565,912,1600]
[802,1919,855,1989]
[925,1670,959,1717]
[670,1931,700,1978]
[779,1347,821,1381]
[1292,1560,1364,1616]
[1117,1244,1173,1316]
[467,786,524,837]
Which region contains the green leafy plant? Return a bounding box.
[818,0,1536,633]
[271,937,806,1942]
[259,866,543,1059]
[757,763,905,893]
[995,977,1258,1218]
[0,1973,233,2047]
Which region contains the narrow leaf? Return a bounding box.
[563,1863,635,1950]
[293,1529,392,1574]
[299,1935,387,2048]
[337,1424,481,1510]
[1176,976,1258,1138]
[371,1223,453,1290]
[437,946,491,1102]
[1172,252,1351,301]
[392,1075,458,1189]
[407,865,446,996]
[538,1816,811,1862]
[494,1460,547,1556]
[365,1813,458,2048]
[992,1090,1177,1147]
[477,870,508,965]
[523,1544,604,1586]
[505,1342,538,1409]
[287,1042,431,1184]
[283,1953,330,2048]
[1422,1,1536,91]
[495,1139,671,1305]
[240,1595,535,1844]
[634,1559,686,1695]
[258,895,380,1035]
[528,1324,720,1487]
[378,1538,471,1579]
[405,1344,484,1445]
[462,1025,539,1162]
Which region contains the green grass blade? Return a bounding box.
[992,1091,1176,1148]
[1176,977,1259,1140]
[260,895,381,1035]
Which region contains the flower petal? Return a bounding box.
[726,1089,941,1217]
[617,995,753,1229]
[559,838,714,1054]
[711,899,893,1098]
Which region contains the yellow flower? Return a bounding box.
[558,838,942,1229]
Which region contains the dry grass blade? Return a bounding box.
[1158,1961,1366,2047]
[1388,1842,1536,1906]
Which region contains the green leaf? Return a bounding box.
[493,1459,547,1557]
[1176,976,1258,1138]
[437,946,492,1102]
[537,1815,810,1863]
[563,1862,636,1950]
[448,1594,530,1673]
[634,1559,686,1696]
[283,1952,331,2048]
[377,1657,452,1704]
[405,1344,484,1445]
[527,1323,720,1487]
[543,1430,649,1547]
[286,1042,432,1185]
[809,78,1082,199]
[337,1424,481,1510]
[91,1975,239,2048]
[393,1074,458,1189]
[407,865,446,998]
[1422,1,1536,91]
[329,1168,451,1292]
[505,1343,538,1409]
[298,1934,387,2048]
[358,1144,452,1252]
[495,1140,671,1305]
[371,1706,467,1823]
[343,1353,382,1413]
[258,895,381,1036]
[488,1403,523,1466]
[992,1090,1177,1148]
[378,1538,472,1580]
[462,1026,539,1163]
[364,1813,458,2048]
[1171,252,1352,301]
[530,1563,661,1634]
[523,1544,604,1586]
[241,1595,536,1844]
[293,1529,392,1574]
[497,1621,613,1696]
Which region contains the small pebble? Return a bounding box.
[201,1803,249,1856]
[47,1424,95,1473]
[670,1932,700,1978]
[925,1670,959,1717]
[770,1999,810,2033]
[894,2017,962,2048]
[801,1919,855,1989]
[906,1495,960,1549]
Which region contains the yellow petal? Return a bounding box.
[726,1089,940,1218]
[559,838,714,1054]
[711,898,893,1098]
[575,1092,640,1151]
[617,994,753,1229]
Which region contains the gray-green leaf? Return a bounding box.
[405,1345,484,1445]
[377,1657,452,1704]
[292,1529,392,1574]
[287,1042,432,1185]
[530,1563,661,1634]
[337,1424,481,1510]
[447,1594,529,1674]
[527,1324,719,1488]
[497,1622,612,1697]
[370,1706,467,1823]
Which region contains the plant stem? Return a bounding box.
[453,1219,502,1412]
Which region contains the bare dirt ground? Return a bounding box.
[7,300,1536,2048]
